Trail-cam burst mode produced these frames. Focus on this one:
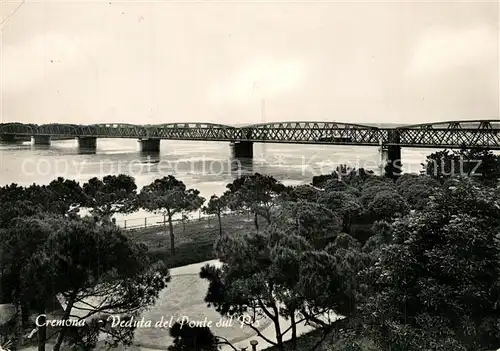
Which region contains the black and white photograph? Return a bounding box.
[0,0,499,350]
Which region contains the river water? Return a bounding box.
[0,138,434,226]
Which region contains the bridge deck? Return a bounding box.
[1,120,499,149]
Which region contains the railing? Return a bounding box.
[117,210,250,231]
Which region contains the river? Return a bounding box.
[0,138,435,226]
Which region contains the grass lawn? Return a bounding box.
[128,213,257,269]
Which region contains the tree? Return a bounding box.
[423,148,500,185]
[394,174,441,210]
[140,175,205,255]
[82,174,139,220]
[361,176,393,188]
[45,177,86,214]
[341,167,374,187]
[318,191,363,234]
[359,181,396,207]
[282,185,321,202]
[423,149,457,182]
[323,180,348,193]
[1,214,170,351]
[271,200,342,244]
[0,212,50,349]
[0,183,49,348]
[200,224,367,351]
[396,173,440,190]
[362,220,393,256]
[362,179,500,350]
[468,148,500,185]
[168,322,220,351]
[226,173,286,231]
[311,167,374,189]
[311,174,335,188]
[401,183,434,210]
[0,184,41,228]
[366,191,408,221]
[203,193,230,237]
[0,180,85,343]
[19,178,86,221]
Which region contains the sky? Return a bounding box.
[1,0,499,126]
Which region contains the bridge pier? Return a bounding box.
[379,129,402,179]
[379,145,402,178]
[0,134,16,142]
[77,137,97,150]
[138,138,160,152]
[31,135,51,145]
[231,141,253,158]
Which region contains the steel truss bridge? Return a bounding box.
[1,120,500,149]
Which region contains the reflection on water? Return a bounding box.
[30,144,52,151]
[139,150,160,158]
[230,157,253,178]
[77,149,97,155]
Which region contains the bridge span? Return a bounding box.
[1,120,499,173]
